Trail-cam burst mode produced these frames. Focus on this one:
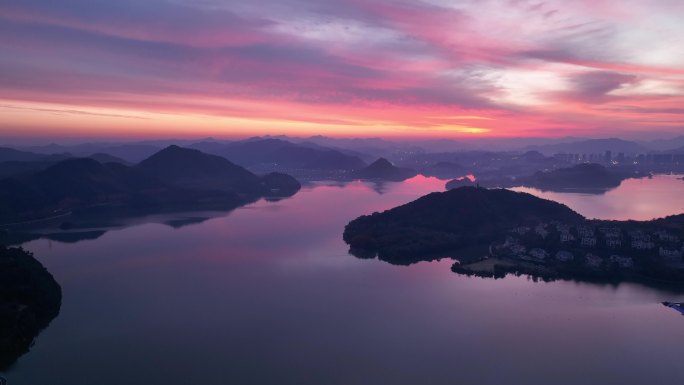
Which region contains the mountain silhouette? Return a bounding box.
[521,163,632,191]
[353,158,417,181]
[0,146,301,223]
[190,138,367,171]
[136,145,262,193]
[344,186,583,264]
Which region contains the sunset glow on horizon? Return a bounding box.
[1,0,683,140]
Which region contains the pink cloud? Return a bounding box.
[0,0,682,138]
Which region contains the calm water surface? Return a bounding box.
[513,174,684,220]
[4,175,684,384]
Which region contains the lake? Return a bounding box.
[3,175,684,384]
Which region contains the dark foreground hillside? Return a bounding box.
[0,245,61,369]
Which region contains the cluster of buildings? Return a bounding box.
[553,151,684,167]
[498,221,684,271]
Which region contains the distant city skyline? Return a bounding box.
[1,0,683,140]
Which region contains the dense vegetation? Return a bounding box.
[0,145,301,224]
[343,186,584,264]
[0,245,62,369]
[445,162,645,191]
[136,145,262,193]
[455,214,684,289]
[520,163,639,191]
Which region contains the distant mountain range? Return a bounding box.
[526,138,649,155]
[0,145,301,224]
[87,153,129,165]
[1,138,371,181]
[266,134,684,153]
[189,138,367,172]
[3,135,684,188]
[0,146,128,165]
[16,143,163,163]
[668,146,684,154]
[7,134,684,161]
[642,136,684,152]
[0,147,71,163]
[0,146,129,179]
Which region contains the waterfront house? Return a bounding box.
[535,225,549,239]
[578,226,595,238]
[509,244,526,256]
[560,232,575,243]
[632,240,655,250]
[556,224,570,233]
[609,255,634,269]
[659,247,683,264]
[555,250,574,262]
[512,226,530,235]
[599,227,621,238]
[581,237,597,247]
[585,253,603,269]
[630,232,652,243]
[530,248,548,261]
[655,230,679,243]
[606,238,622,248]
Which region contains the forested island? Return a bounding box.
[344,186,583,264]
[344,186,684,288]
[517,163,647,192]
[352,158,417,182]
[0,245,62,369]
[445,163,647,193]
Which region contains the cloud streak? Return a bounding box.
[0,0,682,138]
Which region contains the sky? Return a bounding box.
[1,0,683,140]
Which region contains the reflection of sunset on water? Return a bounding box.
[513,174,684,221]
[13,173,684,384]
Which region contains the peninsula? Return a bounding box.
[344,186,684,288]
[344,186,583,264]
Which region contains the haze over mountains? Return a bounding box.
[0,145,301,224]
[525,138,649,156]
[8,135,684,164]
[188,138,367,172]
[1,134,683,221]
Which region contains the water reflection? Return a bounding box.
[3,210,239,246]
[513,174,684,220]
[3,175,684,385]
